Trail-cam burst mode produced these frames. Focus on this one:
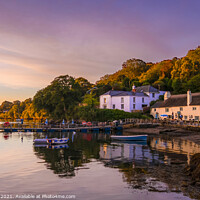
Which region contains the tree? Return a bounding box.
[75,77,93,95]
[0,101,13,112]
[186,74,200,92]
[82,94,99,107]
[33,75,82,120]
[172,78,186,94]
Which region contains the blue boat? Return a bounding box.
[110,135,147,141]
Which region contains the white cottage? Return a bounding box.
[151,90,200,120]
[100,85,165,112]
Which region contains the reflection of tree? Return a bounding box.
[34,147,82,178]
[33,132,101,178]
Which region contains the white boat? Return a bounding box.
[33,138,69,145]
[110,135,147,141]
[47,138,69,145]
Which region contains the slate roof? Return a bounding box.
[152,92,200,108]
[103,90,122,96]
[136,85,159,93]
[151,101,163,108]
[102,90,148,97]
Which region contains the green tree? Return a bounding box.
[186,74,200,92]
[75,77,93,95]
[33,75,82,120]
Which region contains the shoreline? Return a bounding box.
[123,124,200,145]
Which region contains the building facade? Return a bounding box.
[100,85,165,112]
[151,91,200,121]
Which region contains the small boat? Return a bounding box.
[110,135,147,141]
[47,138,69,145]
[33,138,69,145]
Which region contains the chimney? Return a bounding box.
[187,90,192,106]
[132,84,136,92]
[164,91,171,101]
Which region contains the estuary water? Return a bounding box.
[0,131,199,200]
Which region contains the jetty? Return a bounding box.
[0,125,123,133]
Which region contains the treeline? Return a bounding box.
[97,46,200,94]
[0,98,46,119]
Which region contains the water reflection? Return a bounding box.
[150,137,200,164]
[21,132,200,199]
[33,132,101,178]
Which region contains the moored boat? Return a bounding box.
[110,135,147,141]
[47,138,69,145]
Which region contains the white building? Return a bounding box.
[151,90,200,121]
[100,85,166,112]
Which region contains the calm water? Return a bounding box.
[0,131,199,200]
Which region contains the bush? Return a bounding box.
[78,107,149,122]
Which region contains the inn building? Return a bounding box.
[100,85,165,112]
[151,90,200,121]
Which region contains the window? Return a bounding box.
[165,108,169,112]
[103,105,107,109]
[195,116,199,120]
[113,104,115,109]
[142,104,147,108]
[152,93,155,98]
[180,107,183,111]
[121,97,124,103]
[189,115,193,119]
[121,104,124,109]
[133,97,135,103]
[133,104,135,109]
[142,98,144,103]
[184,116,188,120]
[193,107,197,110]
[154,108,156,112]
[103,98,106,103]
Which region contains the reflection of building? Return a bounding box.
[100,139,200,198]
[151,90,200,120]
[100,85,165,112]
[100,142,161,167]
[150,137,200,164]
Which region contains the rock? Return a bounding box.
[133,185,142,189]
[171,188,181,192]
[148,186,168,192]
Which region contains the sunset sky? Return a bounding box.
[0,0,200,103]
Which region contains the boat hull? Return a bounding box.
[110,135,147,141]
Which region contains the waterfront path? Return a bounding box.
[0,125,123,133]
